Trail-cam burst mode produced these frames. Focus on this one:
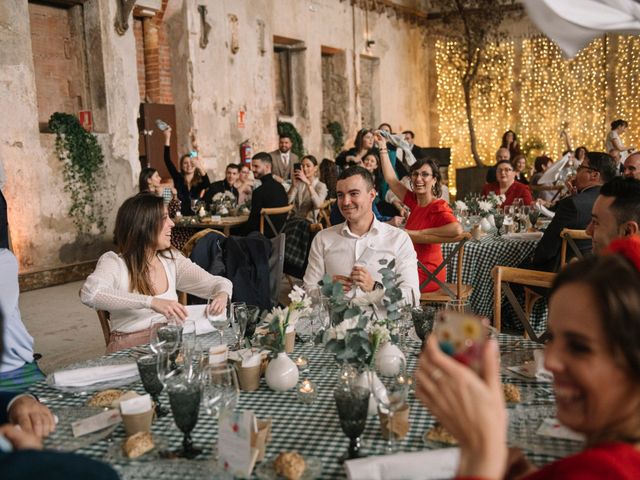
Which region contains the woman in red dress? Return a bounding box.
[416,236,640,480]
[376,133,462,293]
[482,160,533,206]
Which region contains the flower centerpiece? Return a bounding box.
[460,192,504,218]
[210,191,237,216]
[259,286,312,391]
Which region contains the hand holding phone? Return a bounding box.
[434,310,486,373]
[293,163,302,172]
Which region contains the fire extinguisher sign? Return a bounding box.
[237,109,246,129]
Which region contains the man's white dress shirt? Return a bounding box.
[303,218,420,304]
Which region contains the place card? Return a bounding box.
[536,418,585,442]
[209,345,228,364]
[119,394,151,415]
[71,409,121,437]
[218,410,260,478]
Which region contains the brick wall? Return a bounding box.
[133,0,173,105]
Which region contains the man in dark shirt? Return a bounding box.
[203,163,240,205]
[242,152,289,238]
[523,152,617,272]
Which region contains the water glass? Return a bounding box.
[136,353,169,418]
[230,302,248,350]
[167,372,203,458]
[334,381,370,462]
[207,296,228,345]
[201,363,239,419]
[445,299,472,313]
[150,322,182,370]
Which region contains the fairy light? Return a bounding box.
[435,34,640,188]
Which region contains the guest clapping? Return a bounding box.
[416,236,640,480]
[287,155,327,222]
[81,194,231,352]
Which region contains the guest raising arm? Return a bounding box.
[81,194,231,353]
[162,126,210,216]
[376,132,462,293]
[416,236,640,480]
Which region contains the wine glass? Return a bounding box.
[445,299,472,313]
[190,198,199,216]
[243,305,261,340]
[334,378,370,462]
[136,353,169,418]
[207,296,228,346]
[229,302,248,350]
[396,300,413,356]
[529,208,540,230]
[368,355,409,454]
[201,363,239,419]
[493,210,505,236]
[150,322,182,371]
[166,371,203,459]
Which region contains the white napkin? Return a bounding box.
[345,448,460,480]
[53,363,138,387]
[503,232,544,241]
[507,350,553,382]
[183,305,218,335]
[538,204,556,219]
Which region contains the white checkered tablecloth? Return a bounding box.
[443,234,549,332]
[31,333,575,479]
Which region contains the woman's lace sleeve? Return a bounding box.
[80,252,153,311]
[175,252,233,301]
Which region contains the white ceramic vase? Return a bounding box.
[374,343,406,376]
[265,352,299,391]
[480,216,493,232]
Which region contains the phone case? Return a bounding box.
[434,311,486,372]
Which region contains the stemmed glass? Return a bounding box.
[396,300,413,356]
[229,302,248,350]
[150,322,182,371]
[243,305,261,341]
[334,378,370,462]
[166,371,203,459]
[136,353,170,418]
[369,355,409,454]
[190,198,199,216]
[494,210,505,236]
[207,296,229,346]
[201,363,239,419]
[529,208,540,230]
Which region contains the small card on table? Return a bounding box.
[536,418,585,442]
[71,409,121,437]
[218,410,260,478]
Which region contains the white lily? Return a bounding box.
[478,200,493,212]
[455,200,468,211]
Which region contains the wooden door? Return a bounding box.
[138,103,178,180]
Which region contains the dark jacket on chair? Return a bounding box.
[525,185,600,272]
[187,231,227,305]
[225,233,272,310]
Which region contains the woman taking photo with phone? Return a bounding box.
[287,155,328,222]
[416,236,640,479]
[162,126,210,216]
[81,194,231,353]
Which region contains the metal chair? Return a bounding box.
[419,233,473,304]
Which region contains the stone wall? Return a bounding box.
[1,0,431,278]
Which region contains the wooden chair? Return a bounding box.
[492,228,588,342]
[419,233,473,304]
[259,205,294,236]
[318,198,335,227]
[179,228,227,304]
[97,310,111,346]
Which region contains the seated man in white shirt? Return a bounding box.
[304,166,420,303]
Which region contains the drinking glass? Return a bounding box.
[166,372,203,458]
[529,209,540,229]
[396,300,413,356]
[190,198,199,216]
[243,305,261,340]
[334,379,370,462]
[368,355,409,454]
[202,363,239,417]
[445,299,472,313]
[150,322,182,371]
[207,296,228,346]
[493,211,505,236]
[229,302,248,350]
[136,353,169,418]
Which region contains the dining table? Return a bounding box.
[32,327,579,479]
[442,230,549,333]
[171,215,249,250]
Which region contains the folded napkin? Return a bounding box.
[538,204,556,219]
[503,232,544,241]
[507,349,553,382]
[53,363,138,387]
[345,448,460,480]
[182,305,219,335]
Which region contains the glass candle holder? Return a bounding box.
[294,356,309,374]
[296,378,318,404]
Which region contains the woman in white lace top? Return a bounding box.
[287,155,328,222]
[81,194,232,352]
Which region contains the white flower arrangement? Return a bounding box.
[210,191,237,216]
[454,200,468,211]
[477,200,493,213]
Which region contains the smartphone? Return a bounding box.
[189,150,198,158]
[434,310,486,373]
[293,163,302,172]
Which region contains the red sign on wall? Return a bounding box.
[237,108,246,129]
[79,110,93,131]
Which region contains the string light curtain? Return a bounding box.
[436,34,640,183]
[436,39,515,186]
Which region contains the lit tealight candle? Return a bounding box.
[294,356,309,371]
[296,378,318,404]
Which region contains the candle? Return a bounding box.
[296,378,318,404]
[294,356,309,372]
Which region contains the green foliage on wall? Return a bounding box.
[48,112,107,235]
[277,121,305,158]
[326,121,344,156]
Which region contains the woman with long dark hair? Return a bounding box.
[287,155,328,221]
[416,236,640,479]
[501,129,522,159]
[81,194,231,352]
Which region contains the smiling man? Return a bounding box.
[303,166,419,302]
[624,152,640,180]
